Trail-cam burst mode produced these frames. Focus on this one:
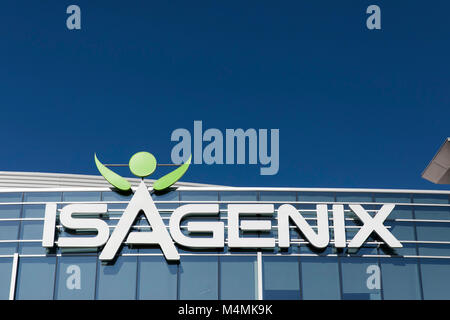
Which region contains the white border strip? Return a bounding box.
[257,251,263,300]
[9,253,18,300]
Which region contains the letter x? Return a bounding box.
[348,204,402,248]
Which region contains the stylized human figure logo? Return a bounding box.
[94,152,191,192]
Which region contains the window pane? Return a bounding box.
[416,222,450,241]
[0,205,21,218]
[340,258,381,300]
[0,220,19,254]
[421,259,450,299]
[0,221,19,240]
[298,192,334,202]
[259,192,296,202]
[179,256,218,299]
[0,258,12,300]
[374,193,411,204]
[0,193,22,203]
[263,256,300,299]
[138,256,177,300]
[96,256,137,300]
[380,258,421,300]
[220,256,256,300]
[152,191,179,210]
[0,243,17,255]
[16,257,56,300]
[101,191,133,202]
[220,192,257,201]
[336,193,372,203]
[413,194,449,204]
[180,191,218,201]
[63,192,101,202]
[22,204,46,218]
[24,192,61,203]
[55,256,97,300]
[301,257,340,299]
[414,206,450,220]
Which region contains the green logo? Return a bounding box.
[94,152,191,192]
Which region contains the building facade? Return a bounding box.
[0,172,450,300]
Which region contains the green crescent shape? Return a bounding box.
[153,155,191,191]
[94,154,131,191]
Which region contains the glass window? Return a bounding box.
[101,191,133,202]
[340,257,381,300]
[0,221,19,240]
[220,192,257,202]
[380,258,421,300]
[386,206,413,220]
[0,220,19,254]
[15,257,56,300]
[420,259,450,299]
[414,206,450,220]
[179,256,218,299]
[298,192,334,202]
[96,256,137,300]
[63,192,101,202]
[336,193,372,203]
[0,193,22,203]
[0,258,12,300]
[19,220,43,240]
[55,256,97,299]
[301,257,340,299]
[417,244,450,257]
[22,204,46,218]
[379,243,417,256]
[152,191,179,210]
[24,192,61,203]
[0,243,17,255]
[374,193,411,204]
[386,221,415,241]
[259,192,296,202]
[180,191,218,201]
[0,204,21,218]
[220,256,257,300]
[263,256,300,299]
[138,256,177,300]
[413,194,449,204]
[416,222,450,242]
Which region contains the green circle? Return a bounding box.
[129,152,157,177]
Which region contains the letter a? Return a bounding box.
[99,181,179,261]
[66,5,81,30]
[366,5,381,30]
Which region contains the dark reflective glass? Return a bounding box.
[16,257,56,300]
[380,258,421,300]
[0,258,12,300]
[340,257,381,300]
[96,256,137,300]
[0,193,22,203]
[24,192,62,203]
[179,256,218,299]
[63,192,101,202]
[336,193,372,203]
[413,194,449,204]
[421,259,450,299]
[138,256,177,299]
[259,192,296,202]
[220,256,256,300]
[300,257,340,299]
[263,256,300,299]
[55,256,97,299]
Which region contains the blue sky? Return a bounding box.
[0,1,448,189]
